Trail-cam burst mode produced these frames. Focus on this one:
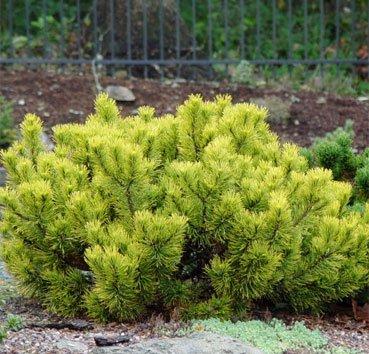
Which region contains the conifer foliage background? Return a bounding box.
[1,94,369,321]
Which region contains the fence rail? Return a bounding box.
[0,0,369,80]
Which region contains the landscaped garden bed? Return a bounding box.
[1,69,369,353]
[1,281,369,353]
[3,0,369,351]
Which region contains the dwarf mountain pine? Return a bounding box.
[1,94,369,321]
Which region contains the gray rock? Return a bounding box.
[0,166,7,187]
[106,85,136,102]
[41,132,55,151]
[316,97,327,104]
[290,95,300,103]
[95,334,130,346]
[91,332,263,354]
[69,108,84,116]
[357,96,369,102]
[56,339,89,352]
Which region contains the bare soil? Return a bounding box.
[1,68,369,149]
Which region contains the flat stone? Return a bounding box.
[94,335,130,347]
[316,97,327,104]
[91,332,263,354]
[28,319,93,331]
[56,339,88,352]
[357,96,369,102]
[105,85,136,102]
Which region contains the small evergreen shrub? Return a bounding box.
[303,121,369,307]
[232,60,256,85]
[0,96,16,149]
[303,120,369,201]
[301,120,359,180]
[1,94,369,322]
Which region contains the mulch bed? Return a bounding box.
[1,68,369,150]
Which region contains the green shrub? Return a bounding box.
[0,314,23,344]
[303,120,369,201]
[5,314,23,332]
[1,94,369,322]
[355,165,369,198]
[301,120,359,180]
[306,123,369,307]
[232,60,256,85]
[0,328,6,344]
[0,97,16,149]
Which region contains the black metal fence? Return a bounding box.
[0,0,369,80]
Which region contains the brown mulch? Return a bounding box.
[1,68,369,150]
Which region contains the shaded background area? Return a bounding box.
[0,1,369,81]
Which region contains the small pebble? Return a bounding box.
[316,97,327,104]
[69,109,84,115]
[291,95,301,103]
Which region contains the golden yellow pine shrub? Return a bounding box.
[1,93,368,321]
